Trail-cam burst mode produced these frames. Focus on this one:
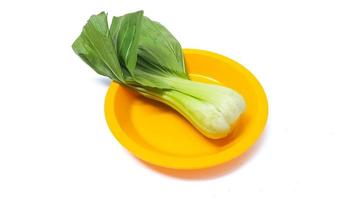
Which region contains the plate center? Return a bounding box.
[115,74,237,157]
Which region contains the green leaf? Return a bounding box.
[72,35,116,79]
[72,12,124,82]
[136,16,188,79]
[110,11,143,76]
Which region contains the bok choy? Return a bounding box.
[72,11,246,139]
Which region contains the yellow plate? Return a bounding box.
[105,49,268,170]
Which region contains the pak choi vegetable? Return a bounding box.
[72,11,246,139]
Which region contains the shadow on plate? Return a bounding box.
[137,125,268,180]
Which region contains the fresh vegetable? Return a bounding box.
[72,11,246,139]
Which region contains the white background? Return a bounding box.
[0,0,355,199]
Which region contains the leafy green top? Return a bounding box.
[72,11,188,89]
